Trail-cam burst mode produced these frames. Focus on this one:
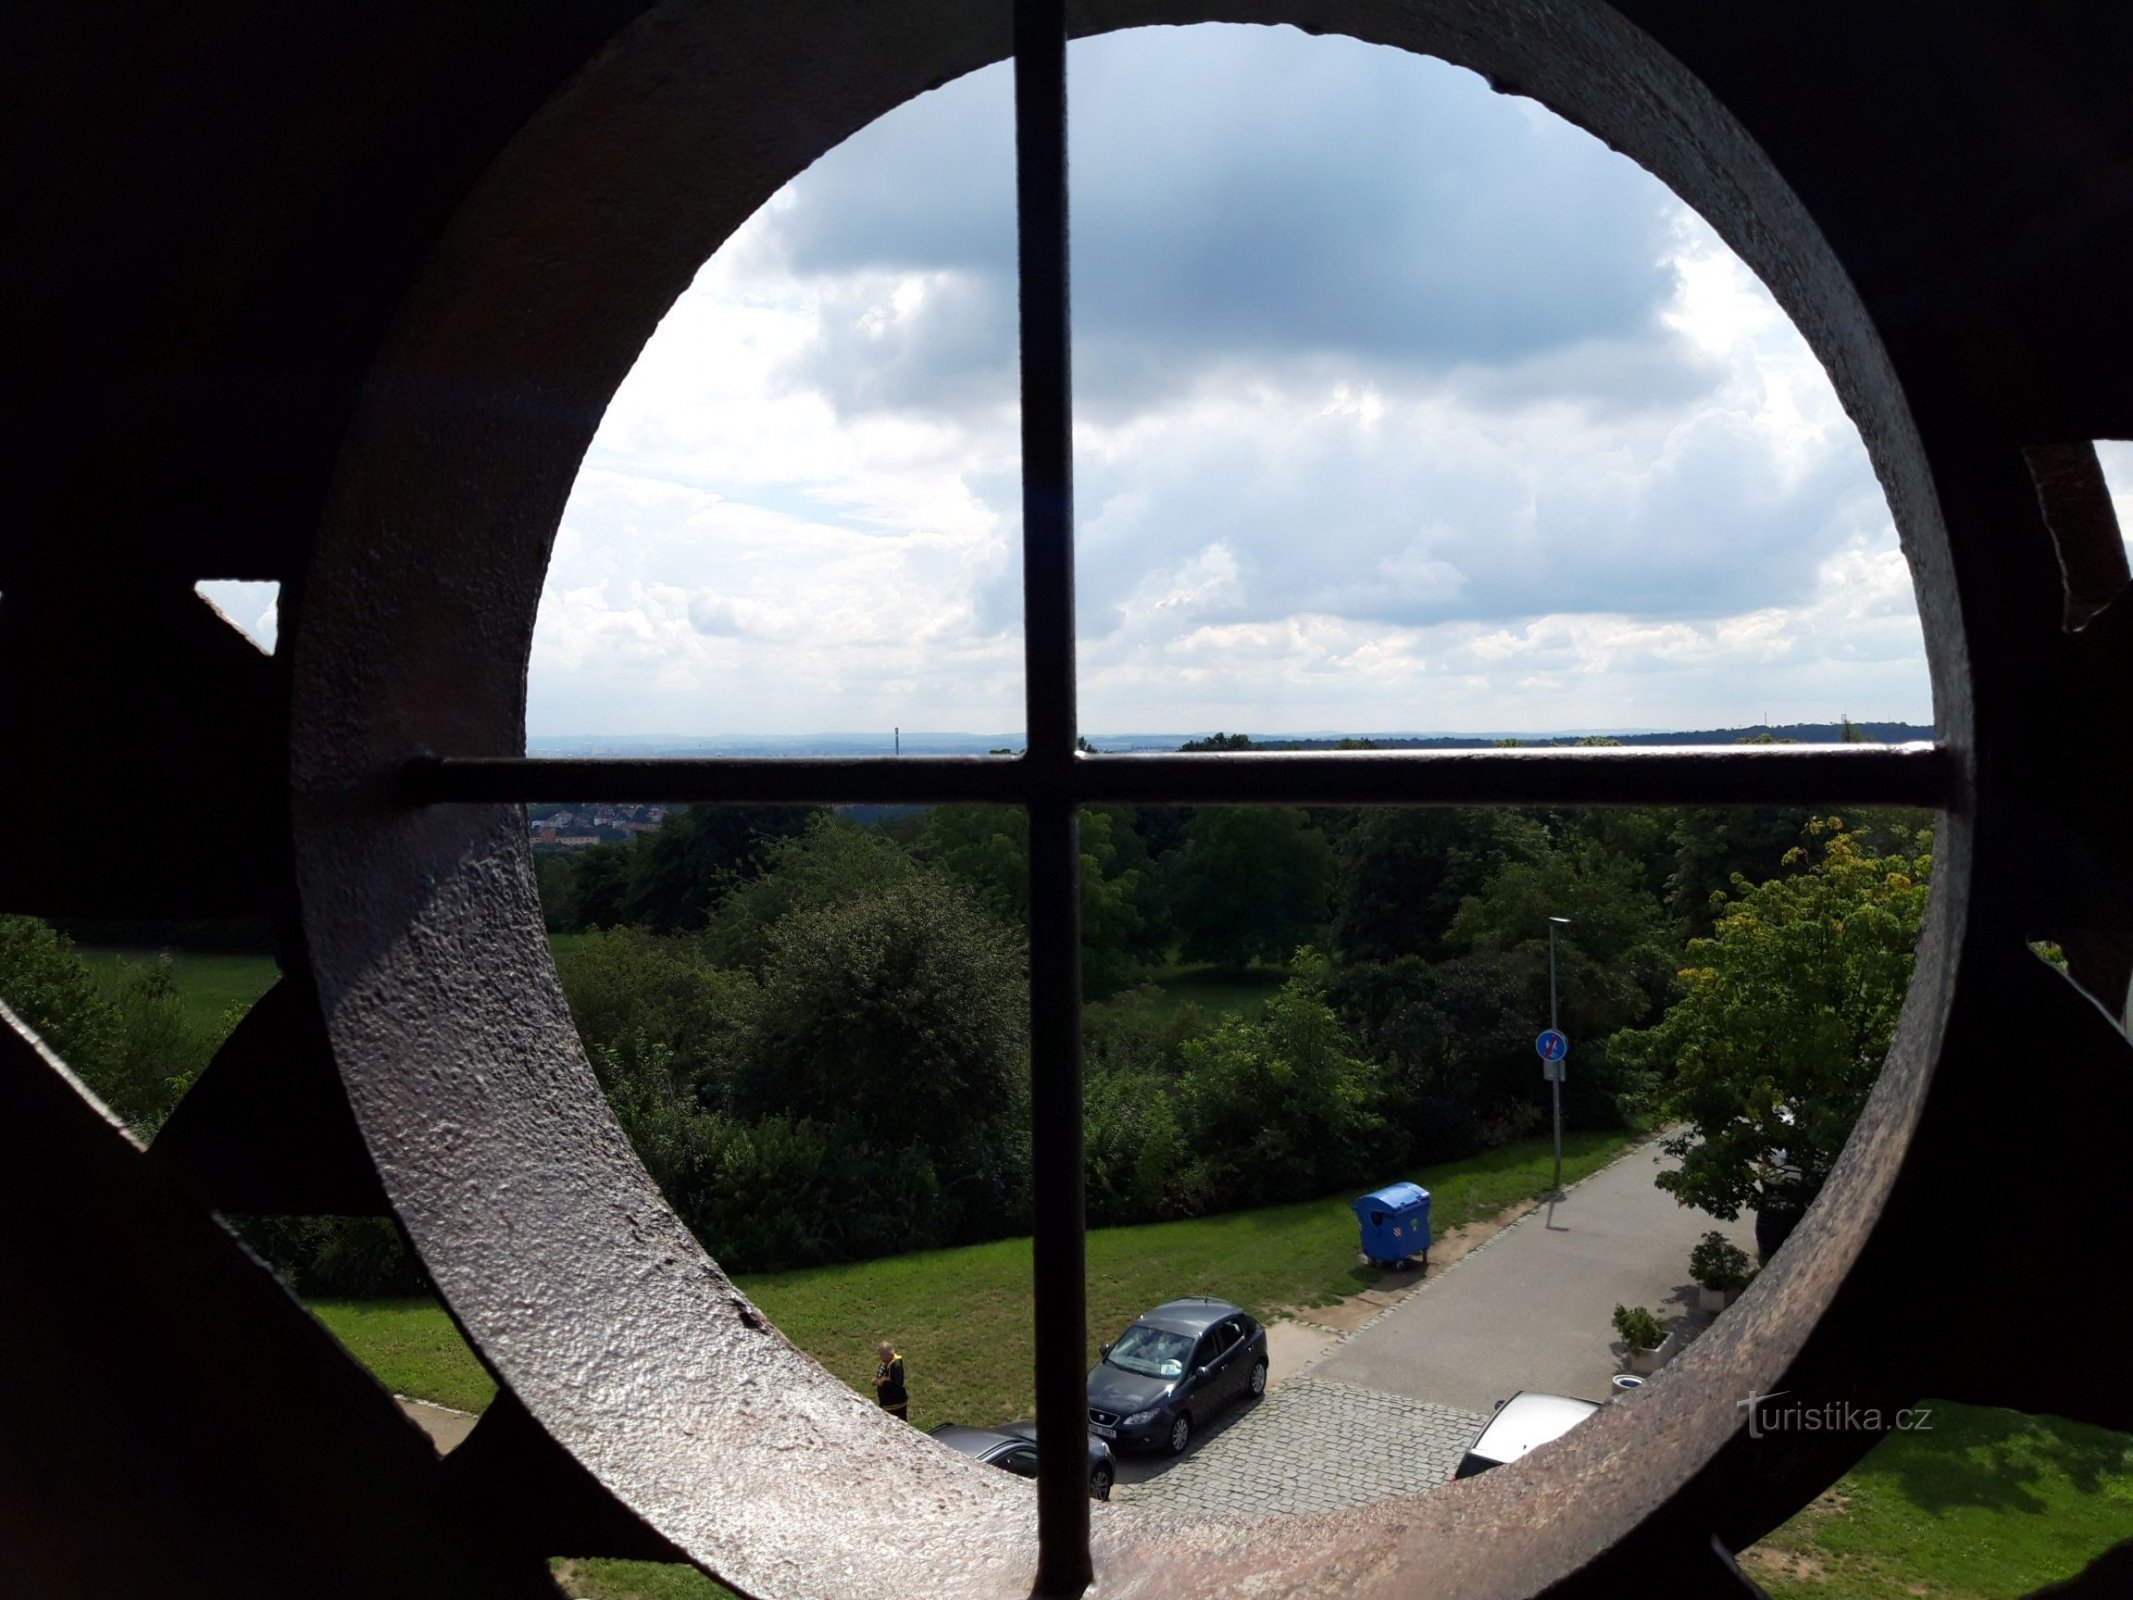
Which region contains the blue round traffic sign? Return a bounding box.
[1535,1029,1569,1062]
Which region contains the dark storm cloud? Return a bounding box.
[764,23,1705,420]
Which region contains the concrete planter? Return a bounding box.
[1697,1285,1732,1314]
[1626,1332,1678,1376]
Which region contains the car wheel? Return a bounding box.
[1090,1464,1113,1502]
[1166,1412,1192,1457]
[1248,1359,1268,1399]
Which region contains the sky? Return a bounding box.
[224,24,1998,737]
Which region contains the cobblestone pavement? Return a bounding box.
[1112,1377,1485,1519]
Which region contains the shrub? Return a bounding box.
[1083,1065,1185,1226]
[1689,1230,1753,1293]
[741,873,1028,1172]
[1613,1303,1665,1355]
[1172,954,1394,1211]
[234,1215,430,1297]
[554,929,758,1109]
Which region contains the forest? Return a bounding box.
[0,764,1935,1289]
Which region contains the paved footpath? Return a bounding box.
[1115,1377,1485,1518]
[1310,1137,1755,1413]
[1117,1138,1755,1518]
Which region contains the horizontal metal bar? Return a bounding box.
[1070,742,1956,807]
[405,741,1955,810]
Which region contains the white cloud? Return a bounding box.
[528,24,1932,740]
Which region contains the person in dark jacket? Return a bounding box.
[873,1341,908,1420]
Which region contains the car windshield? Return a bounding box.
[1106,1324,1193,1378]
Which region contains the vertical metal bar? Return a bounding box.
[1016,0,1077,774]
[1024,798,1087,1593]
[1014,1,1088,1593]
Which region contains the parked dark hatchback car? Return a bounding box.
[1086,1297,1268,1455]
[927,1422,1115,1500]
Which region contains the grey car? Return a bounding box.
[1085,1297,1269,1456]
[928,1421,1115,1500]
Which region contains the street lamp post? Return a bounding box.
[1548,916,1571,1194]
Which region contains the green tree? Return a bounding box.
[1667,805,1813,935]
[1666,736,1813,936]
[101,956,212,1136]
[1165,808,1334,969]
[621,803,821,933]
[700,814,916,972]
[740,872,1029,1196]
[919,805,1147,996]
[1613,819,1932,1228]
[552,928,759,1109]
[0,923,213,1136]
[1075,809,1147,997]
[1446,835,1668,970]
[1173,951,1391,1209]
[1561,806,1679,901]
[531,850,577,932]
[564,840,632,929]
[919,805,1028,920]
[1330,809,1545,965]
[0,915,119,1079]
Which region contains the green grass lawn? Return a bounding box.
[87,935,602,1036]
[310,1128,1637,1433]
[552,1558,733,1600]
[1133,961,1292,1022]
[93,943,1291,1043]
[1743,1400,2133,1598]
[83,947,280,1034]
[315,1131,1638,1599]
[308,1298,499,1414]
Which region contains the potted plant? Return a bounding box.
[1613,1304,1674,1375]
[1689,1231,1754,1313]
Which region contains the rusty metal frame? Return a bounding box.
[7,1,2123,1598]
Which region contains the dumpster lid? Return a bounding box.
[1353,1181,1428,1213]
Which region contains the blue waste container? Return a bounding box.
[1352,1182,1431,1268]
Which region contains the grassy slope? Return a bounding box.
[317,1158,2133,1600]
[95,945,1277,1035]
[311,1129,1637,1432]
[307,1299,499,1415]
[739,1129,1635,1430]
[552,1558,733,1600]
[82,947,280,1034]
[1132,962,1290,1022]
[130,944,1623,1598]
[319,1133,1635,1600]
[1744,1400,2133,1599]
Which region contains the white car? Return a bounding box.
[1452,1391,1601,1480]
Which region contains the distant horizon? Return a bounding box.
[528,717,1936,751]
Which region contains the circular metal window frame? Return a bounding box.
[288,3,1990,1596]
